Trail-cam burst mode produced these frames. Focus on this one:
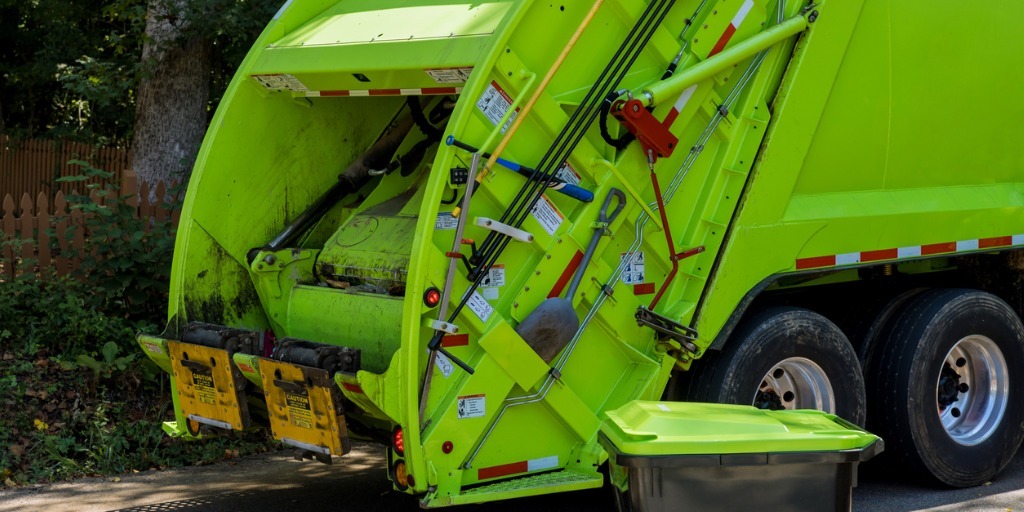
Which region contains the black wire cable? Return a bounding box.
[468,0,677,283]
[446,0,678,326]
[599,89,637,149]
[470,0,675,266]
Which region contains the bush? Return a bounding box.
[0,162,275,487]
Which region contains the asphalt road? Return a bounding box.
[1,442,1022,512]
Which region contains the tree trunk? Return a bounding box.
[131,0,211,188]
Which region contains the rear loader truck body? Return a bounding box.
[137,0,1024,506]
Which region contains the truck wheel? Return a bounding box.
[683,307,866,427]
[868,289,1024,487]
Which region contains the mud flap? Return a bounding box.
[168,341,251,432]
[260,359,352,456]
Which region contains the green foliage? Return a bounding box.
[0,0,280,144]
[59,160,178,324]
[76,342,137,380]
[0,355,274,484]
[0,162,275,488]
[0,0,140,142]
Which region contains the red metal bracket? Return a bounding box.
[611,98,679,164]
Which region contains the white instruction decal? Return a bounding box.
[555,162,581,186]
[481,287,499,301]
[476,81,519,134]
[466,290,494,322]
[251,73,308,92]
[528,456,559,471]
[620,252,646,284]
[425,67,474,84]
[436,212,459,230]
[530,195,564,236]
[143,342,164,355]
[434,351,454,378]
[457,394,486,419]
[481,264,506,287]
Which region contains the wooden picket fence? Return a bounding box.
[0,136,131,199]
[0,170,181,280]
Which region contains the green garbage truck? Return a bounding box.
[137,0,1024,505]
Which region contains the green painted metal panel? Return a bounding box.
[601,401,878,456]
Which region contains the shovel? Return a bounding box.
[516,188,625,362]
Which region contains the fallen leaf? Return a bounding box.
[33,419,49,431]
[35,359,48,368]
[3,478,15,487]
[109,477,121,483]
[8,444,25,458]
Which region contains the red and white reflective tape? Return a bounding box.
[662,84,699,127]
[708,0,755,57]
[305,87,461,97]
[478,455,558,480]
[796,235,1024,270]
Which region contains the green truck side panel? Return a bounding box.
[696,0,1024,344]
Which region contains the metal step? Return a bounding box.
[424,469,604,507]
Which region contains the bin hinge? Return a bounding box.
[635,306,699,355]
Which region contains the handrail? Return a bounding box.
[633,12,811,108]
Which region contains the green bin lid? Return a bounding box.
[600,401,879,457]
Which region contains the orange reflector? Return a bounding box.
[392,460,409,490]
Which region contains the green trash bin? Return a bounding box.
[599,401,882,512]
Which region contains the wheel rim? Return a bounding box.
[753,357,835,413]
[936,335,1009,446]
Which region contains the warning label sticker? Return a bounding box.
[252,73,308,92]
[286,392,314,429]
[476,81,519,134]
[434,351,454,378]
[481,264,506,287]
[620,252,646,284]
[143,342,164,355]
[466,290,494,322]
[531,195,564,235]
[457,394,486,419]
[425,67,474,84]
[436,212,459,230]
[193,373,216,405]
[555,162,581,186]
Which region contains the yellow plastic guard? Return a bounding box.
[168,341,250,431]
[260,359,351,456]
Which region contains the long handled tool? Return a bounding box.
[419,152,482,425]
[451,0,605,218]
[515,189,625,362]
[446,136,594,203]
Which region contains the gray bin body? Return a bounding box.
[606,438,883,512]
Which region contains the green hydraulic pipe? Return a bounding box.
[635,11,812,107]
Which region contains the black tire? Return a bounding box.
[682,307,867,427]
[867,289,1024,487]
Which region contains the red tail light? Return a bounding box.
[393,426,405,456]
[424,287,441,308]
